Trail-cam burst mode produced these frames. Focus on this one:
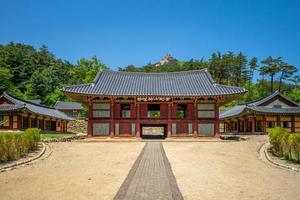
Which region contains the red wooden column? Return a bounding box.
[276,115,280,127]
[65,121,68,133]
[87,97,93,137]
[61,121,63,133]
[42,117,45,131]
[251,116,256,133]
[136,102,141,137]
[215,101,220,137]
[49,118,52,131]
[110,98,115,137]
[28,114,31,128]
[21,116,24,129]
[9,115,13,129]
[291,116,295,133]
[17,115,22,130]
[167,103,172,137]
[193,98,198,137]
[263,115,267,133]
[35,116,38,128]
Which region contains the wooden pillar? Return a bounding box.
[28,114,31,128]
[110,99,114,137]
[21,116,24,129]
[193,98,198,137]
[65,121,68,133]
[215,102,220,137]
[291,116,295,133]
[237,119,240,132]
[276,115,280,127]
[17,115,22,130]
[9,115,13,129]
[263,115,267,133]
[87,97,93,137]
[251,116,256,133]
[136,102,141,137]
[49,118,52,131]
[42,117,45,131]
[60,121,63,133]
[167,103,172,137]
[35,117,38,128]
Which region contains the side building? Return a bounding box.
[63,69,246,138]
[55,101,83,118]
[220,91,300,134]
[0,92,73,132]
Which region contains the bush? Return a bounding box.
[288,133,300,163]
[0,128,41,163]
[269,127,285,156]
[269,127,300,163]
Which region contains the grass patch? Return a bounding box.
[40,133,76,139]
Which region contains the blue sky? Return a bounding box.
[1,0,300,75]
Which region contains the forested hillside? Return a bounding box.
[0,42,299,107]
[0,42,108,106]
[120,53,300,106]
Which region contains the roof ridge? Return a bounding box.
[215,84,247,91]
[3,92,56,110]
[62,83,92,89]
[104,69,209,75]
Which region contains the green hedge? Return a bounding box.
[0,128,40,163]
[269,127,300,163]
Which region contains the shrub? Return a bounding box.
[269,127,286,156]
[0,128,40,163]
[281,131,291,160]
[23,128,40,150]
[269,127,300,163]
[288,133,300,163]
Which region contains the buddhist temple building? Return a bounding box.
[63,69,246,138]
[0,92,73,132]
[220,91,300,134]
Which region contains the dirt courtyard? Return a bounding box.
[163,136,300,200]
[0,136,299,200]
[0,142,144,200]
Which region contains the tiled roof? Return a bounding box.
[249,107,300,114]
[63,69,246,97]
[0,104,24,111]
[55,101,83,110]
[220,105,300,119]
[28,99,42,104]
[239,91,299,107]
[0,92,73,121]
[219,105,247,119]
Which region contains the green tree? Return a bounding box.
[260,56,281,93]
[70,56,108,84]
[248,57,258,85]
[0,67,13,93]
[278,62,297,92]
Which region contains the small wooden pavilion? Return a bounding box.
[220,91,300,134]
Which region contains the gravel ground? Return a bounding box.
[1,136,299,200]
[0,142,144,200]
[163,135,300,200]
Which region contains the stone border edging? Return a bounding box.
[0,142,46,173]
[261,142,299,172]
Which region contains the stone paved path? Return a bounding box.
[114,142,183,200]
